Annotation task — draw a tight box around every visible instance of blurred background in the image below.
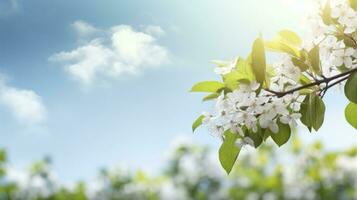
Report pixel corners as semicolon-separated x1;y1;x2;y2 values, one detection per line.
0;0;356;199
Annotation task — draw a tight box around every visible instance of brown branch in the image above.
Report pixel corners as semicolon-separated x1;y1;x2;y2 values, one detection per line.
321;75;350;98
265;67;357;97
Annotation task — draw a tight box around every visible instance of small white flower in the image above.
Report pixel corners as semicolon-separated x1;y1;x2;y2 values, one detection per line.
214;58;238;75
320;36;341;59
246;96;267;114
230;123;245;137
208;124;225;137
269;99;289;116
277;56;301;81
284;92;305;111
202;112;213;124
344;16;357;34
332;48;355;68
280;113;302;127
332;5;355;25
238;81;260;92
234;111;256;126
215;93;232;119
260;117;279;133
236;137;255;148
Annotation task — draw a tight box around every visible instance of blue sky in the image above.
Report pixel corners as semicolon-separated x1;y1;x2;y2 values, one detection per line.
0;0;356;182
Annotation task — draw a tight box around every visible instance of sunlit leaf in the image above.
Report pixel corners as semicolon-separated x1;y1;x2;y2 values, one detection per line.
277;30;302;47
292;57;309;71
265;41;300;57
202;93;220;101
191;81;225;93
192;115;204;133
321;0;334;25
210;60;230;67
223;58;254;90
308;46;322;75
251;37;266;84
219;131;240;174
349;0;357;10
299;74;312;85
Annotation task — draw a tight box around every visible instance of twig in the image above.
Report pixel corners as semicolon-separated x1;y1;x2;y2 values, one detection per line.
265;67;357;97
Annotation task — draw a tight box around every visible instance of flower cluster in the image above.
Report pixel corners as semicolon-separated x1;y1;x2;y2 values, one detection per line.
203;78;305;148
193;0;357;152
307;0;357;75
192;0;357;172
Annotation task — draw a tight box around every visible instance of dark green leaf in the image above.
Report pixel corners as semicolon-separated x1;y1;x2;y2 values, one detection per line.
301;93;326;131
247;129;263;148
191;81;225;93
251;37;266;84
192;115;204;132
345;102;357;129
345;72;357;104
270;121;291;147
219;131;240;174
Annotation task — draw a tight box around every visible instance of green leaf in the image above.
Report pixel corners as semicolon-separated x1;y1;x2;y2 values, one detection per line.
344;72;357;104
308;46;322;75
264;31;301;57
191;81;225;93
219;131;240;174
202;93;220;101
247;129;263;148
299;74;312;85
277;30;302;47
211;60;230;67
344;36;356;47
300;93;326;131
251;37;266;84
345;102;357;129
0;150;6;163
223;58;255;90
321;0;333;25
292;57;309;71
265;41;300;57
270;122;291;147
192;115;204;132
349;0;357;10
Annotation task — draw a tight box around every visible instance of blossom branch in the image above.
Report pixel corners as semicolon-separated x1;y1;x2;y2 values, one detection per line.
320;75;350;98
265;67;357;97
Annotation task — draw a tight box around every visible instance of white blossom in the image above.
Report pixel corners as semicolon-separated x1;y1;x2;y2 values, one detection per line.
214;58;237;75
236;137;255;148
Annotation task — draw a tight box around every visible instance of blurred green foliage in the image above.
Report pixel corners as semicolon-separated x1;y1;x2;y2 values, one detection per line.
1;138;357;199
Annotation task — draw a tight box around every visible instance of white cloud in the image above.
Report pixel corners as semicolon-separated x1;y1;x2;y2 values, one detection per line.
0;79;47;124
50;22;170;86
72;20;100;37
144;25;166;37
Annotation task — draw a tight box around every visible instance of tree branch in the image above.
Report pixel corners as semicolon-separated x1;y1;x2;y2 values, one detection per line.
265;67;357;97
